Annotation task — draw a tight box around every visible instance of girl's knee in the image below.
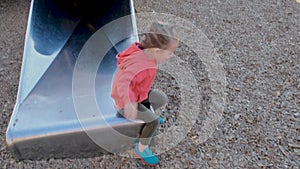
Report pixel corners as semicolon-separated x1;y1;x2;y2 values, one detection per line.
150;89;168;106
161;92;168;105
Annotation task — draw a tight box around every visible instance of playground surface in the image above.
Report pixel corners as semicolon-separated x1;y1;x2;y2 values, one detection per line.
0;0;299;168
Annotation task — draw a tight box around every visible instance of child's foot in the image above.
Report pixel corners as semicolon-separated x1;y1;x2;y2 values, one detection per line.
134;143;159;166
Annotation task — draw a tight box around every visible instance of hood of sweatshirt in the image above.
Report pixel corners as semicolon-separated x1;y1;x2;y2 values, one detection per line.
116;42;156;71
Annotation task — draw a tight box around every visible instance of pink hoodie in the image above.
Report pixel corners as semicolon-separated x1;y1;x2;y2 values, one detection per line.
111;43;157;109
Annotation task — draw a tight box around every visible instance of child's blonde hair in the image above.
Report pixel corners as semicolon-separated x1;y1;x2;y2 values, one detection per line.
141;21;178;50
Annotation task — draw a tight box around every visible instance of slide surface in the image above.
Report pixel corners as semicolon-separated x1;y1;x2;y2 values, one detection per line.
6;0;140;160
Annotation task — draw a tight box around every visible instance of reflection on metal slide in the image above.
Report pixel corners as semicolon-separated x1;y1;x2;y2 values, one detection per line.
6;0;141;160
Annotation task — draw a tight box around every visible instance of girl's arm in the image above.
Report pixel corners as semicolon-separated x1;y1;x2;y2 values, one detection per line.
117;69;138;120
117;70;136;105
117;65;150;120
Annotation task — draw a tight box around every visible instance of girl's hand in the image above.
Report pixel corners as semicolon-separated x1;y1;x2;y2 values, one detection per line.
124;102;138;120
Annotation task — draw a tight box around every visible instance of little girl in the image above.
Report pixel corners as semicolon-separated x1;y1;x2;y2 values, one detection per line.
111;21;179;166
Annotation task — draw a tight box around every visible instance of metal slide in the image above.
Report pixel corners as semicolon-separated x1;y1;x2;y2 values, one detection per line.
6;0;142;160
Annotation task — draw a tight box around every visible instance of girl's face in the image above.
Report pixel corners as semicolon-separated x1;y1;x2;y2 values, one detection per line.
154;40;179;63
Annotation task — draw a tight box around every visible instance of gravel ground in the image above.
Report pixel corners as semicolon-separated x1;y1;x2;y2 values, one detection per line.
1;0;300;168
